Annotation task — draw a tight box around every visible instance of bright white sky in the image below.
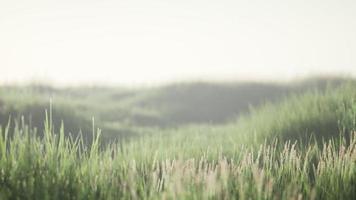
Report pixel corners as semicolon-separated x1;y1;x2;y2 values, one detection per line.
1;0;356;86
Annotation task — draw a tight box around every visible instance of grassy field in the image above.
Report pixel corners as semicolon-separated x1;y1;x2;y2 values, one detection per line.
0;78;355;199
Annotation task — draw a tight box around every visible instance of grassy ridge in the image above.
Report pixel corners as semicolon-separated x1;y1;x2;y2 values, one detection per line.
126;83;356;160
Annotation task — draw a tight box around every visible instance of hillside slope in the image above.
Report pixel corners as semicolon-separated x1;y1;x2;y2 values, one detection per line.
0;77;353;141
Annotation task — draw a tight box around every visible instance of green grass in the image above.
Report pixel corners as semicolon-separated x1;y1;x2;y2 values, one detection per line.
0;121;355;199
0;81;355;199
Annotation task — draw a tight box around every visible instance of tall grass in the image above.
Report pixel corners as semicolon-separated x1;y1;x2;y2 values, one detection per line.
0;117;355;199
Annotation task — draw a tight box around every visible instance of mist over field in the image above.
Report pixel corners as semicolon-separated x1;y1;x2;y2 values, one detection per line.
1;0;356;199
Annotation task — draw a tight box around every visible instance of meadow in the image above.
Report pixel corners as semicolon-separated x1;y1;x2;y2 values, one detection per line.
0;77;355;199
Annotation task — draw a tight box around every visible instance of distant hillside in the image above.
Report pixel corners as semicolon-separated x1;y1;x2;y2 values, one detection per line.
117;76;351;126
0;77;353;141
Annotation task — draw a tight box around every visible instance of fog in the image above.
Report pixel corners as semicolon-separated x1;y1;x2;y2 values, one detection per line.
1;0;356;86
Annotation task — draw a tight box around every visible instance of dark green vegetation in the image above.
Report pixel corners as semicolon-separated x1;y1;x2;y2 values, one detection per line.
0;77;355;199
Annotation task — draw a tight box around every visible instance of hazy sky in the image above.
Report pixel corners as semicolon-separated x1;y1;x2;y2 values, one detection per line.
1;0;356;86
